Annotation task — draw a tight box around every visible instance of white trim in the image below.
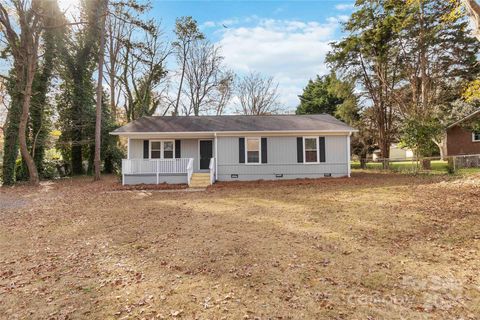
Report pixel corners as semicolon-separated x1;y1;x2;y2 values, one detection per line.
473;131;480;142
214;133;218;180
198;139;213;170
127;138;131;160
245;137;262;165
149;140;175;159
448;109;480;128
303;136;320;164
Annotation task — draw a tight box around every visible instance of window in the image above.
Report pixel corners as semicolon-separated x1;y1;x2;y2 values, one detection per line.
150;140;175;159
163;141;174;158
473;132;480;142
246;137;260;163
304;137;318;163
151;141;161;159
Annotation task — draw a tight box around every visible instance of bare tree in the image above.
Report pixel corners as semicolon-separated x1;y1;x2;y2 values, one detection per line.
236;72;280;115
172;16;204;116
104;6;128;119
119;25;169;121
213;70;234;115
94;0;108;181
182;40;228;116
104;1;154;120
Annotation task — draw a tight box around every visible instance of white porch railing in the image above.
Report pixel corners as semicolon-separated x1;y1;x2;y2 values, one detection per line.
122;158;192;175
209;157;215;185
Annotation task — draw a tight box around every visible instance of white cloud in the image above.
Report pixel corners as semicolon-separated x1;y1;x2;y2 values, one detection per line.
216;18;340;110
335;3;355;11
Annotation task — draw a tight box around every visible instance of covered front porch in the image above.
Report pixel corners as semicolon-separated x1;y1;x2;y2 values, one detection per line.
121;158;215;186
121;137;217;186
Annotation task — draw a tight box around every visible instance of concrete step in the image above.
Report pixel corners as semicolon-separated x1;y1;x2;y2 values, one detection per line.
189;173;212;188
190;183;211;188
188;183;210;188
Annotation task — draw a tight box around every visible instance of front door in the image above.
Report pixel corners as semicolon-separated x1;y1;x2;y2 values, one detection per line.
199;140;213;170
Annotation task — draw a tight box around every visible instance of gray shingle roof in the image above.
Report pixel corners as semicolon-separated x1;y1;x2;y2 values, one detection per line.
112;114;356;134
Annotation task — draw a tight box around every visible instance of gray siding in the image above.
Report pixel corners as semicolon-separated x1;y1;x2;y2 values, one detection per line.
216;135;348;181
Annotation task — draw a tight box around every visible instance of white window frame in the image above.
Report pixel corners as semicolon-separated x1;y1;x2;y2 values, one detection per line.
473;131;480;142
245;137;262;165
149;140;175;159
303;136;320;164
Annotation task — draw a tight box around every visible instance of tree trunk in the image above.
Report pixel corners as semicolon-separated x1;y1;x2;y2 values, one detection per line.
2;90;22;185
380;139;390;169
421;159;431;170
71;82;84;175
94;0;108;181
432;136;447;161
18;59;39;185
174;45;188;116
110;70;116;119
463;0;480;41
360;149;368;169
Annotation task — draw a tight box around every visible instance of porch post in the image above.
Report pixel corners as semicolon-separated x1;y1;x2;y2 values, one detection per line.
127;137;130;159
156;160;159;184
214;132;218;181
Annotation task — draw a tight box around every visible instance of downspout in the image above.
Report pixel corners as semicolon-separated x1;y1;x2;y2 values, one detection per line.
214;132;218;181
124;137;130;186
347;133;352;178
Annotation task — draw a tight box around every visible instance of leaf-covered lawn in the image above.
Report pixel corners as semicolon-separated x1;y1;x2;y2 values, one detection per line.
1;173;479;319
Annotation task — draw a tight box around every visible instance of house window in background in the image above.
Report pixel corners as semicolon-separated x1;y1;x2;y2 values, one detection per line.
246;137;260;163
473;131;480;142
304;137;318;163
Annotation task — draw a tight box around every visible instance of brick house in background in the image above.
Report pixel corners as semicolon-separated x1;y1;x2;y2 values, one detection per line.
446;109;480;156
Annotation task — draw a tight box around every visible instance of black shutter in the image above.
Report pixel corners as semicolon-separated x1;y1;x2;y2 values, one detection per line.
239;137;245;163
175;140;181;158
297;137;303;163
261;138;267;163
143;140;149;159
319;137;326;162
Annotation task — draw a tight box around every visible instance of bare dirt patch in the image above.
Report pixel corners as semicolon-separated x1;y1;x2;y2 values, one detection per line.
0;173;479;319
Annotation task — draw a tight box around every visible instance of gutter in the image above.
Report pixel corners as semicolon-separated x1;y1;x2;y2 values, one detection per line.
110;129;359;136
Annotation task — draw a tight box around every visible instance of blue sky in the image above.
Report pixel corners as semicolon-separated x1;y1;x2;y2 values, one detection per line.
149;0;355;111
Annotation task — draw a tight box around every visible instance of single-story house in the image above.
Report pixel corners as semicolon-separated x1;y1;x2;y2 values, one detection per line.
446;109;480;156
111;114;357;186
371;143;414;161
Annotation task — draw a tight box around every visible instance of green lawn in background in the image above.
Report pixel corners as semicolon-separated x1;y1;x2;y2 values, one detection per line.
351;160;480;175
